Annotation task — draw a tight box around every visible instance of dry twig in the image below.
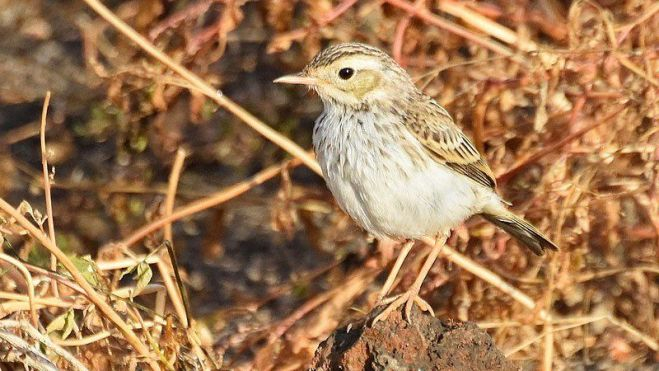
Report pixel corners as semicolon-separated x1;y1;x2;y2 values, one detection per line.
157;148;189;328
0;320;89;371
385;0;525;65
0;199;156;366
116;158;303;248
81;0;321;175
39;92;59;298
0;254;38;326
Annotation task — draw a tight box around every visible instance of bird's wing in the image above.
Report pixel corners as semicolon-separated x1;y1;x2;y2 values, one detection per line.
406;97;497;190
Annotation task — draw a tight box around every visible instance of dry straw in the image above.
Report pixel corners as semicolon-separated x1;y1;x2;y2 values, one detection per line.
0;0;655;369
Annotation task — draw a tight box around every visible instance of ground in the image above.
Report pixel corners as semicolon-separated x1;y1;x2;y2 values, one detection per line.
0;0;657;369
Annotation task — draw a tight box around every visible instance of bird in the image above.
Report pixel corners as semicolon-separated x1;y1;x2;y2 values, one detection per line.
274;43;557;324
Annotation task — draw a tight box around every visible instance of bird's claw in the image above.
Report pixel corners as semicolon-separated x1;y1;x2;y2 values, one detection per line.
372;291;434;325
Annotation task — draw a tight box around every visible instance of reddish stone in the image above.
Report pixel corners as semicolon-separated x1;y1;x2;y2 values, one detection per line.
311;308;519;370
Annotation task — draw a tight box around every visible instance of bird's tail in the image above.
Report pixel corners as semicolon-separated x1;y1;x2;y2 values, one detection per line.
481;208;558;256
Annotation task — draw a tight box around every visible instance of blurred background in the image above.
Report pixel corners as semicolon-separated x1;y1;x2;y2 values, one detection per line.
0;0;657;369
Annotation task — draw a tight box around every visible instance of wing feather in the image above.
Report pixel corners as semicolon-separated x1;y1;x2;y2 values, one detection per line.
406;97;497;190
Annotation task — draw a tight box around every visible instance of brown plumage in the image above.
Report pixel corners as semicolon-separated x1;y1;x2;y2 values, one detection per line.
408;95;497;190
275;43;557;323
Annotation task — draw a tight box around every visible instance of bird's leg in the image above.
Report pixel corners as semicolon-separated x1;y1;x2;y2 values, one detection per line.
372;233;448;324
376;239;415;303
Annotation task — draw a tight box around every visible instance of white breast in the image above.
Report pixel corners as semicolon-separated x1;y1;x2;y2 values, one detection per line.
313;106;495;239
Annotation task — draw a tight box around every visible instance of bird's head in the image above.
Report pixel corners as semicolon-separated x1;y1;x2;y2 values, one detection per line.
275;43;416;109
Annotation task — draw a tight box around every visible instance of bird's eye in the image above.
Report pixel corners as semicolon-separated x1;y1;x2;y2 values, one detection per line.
338;67;354;80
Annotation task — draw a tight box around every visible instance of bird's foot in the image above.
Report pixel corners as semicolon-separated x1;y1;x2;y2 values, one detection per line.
372;290;434;325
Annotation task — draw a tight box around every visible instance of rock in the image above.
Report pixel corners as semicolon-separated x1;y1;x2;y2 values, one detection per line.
310;307;518;370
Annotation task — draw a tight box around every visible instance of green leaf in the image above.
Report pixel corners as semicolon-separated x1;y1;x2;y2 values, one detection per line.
133;261;152;297
18;200;45;227
67;255;101;288
120;262;138;280
46;309;75;340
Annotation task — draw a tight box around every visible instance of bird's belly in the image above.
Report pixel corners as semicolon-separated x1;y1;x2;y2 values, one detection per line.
313;109;492;239
324;161;485;239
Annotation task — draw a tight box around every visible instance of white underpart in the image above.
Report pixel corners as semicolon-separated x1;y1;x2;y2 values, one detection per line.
313;104;501;239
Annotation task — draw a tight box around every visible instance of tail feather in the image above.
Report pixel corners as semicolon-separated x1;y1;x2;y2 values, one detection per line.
481;211;558;256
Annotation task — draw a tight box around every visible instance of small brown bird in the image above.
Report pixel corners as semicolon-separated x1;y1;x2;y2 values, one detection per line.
275;43;557;323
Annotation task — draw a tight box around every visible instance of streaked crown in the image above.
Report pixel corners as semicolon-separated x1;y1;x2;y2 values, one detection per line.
304;43;395;72
275;43;417;108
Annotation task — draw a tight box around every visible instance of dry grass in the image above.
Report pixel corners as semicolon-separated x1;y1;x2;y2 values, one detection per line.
0;0;657;369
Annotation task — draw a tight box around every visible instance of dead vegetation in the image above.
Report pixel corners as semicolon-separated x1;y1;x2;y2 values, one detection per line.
0;0;657;369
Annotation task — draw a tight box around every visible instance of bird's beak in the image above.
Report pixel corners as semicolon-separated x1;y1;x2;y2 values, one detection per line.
274;73;317;86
